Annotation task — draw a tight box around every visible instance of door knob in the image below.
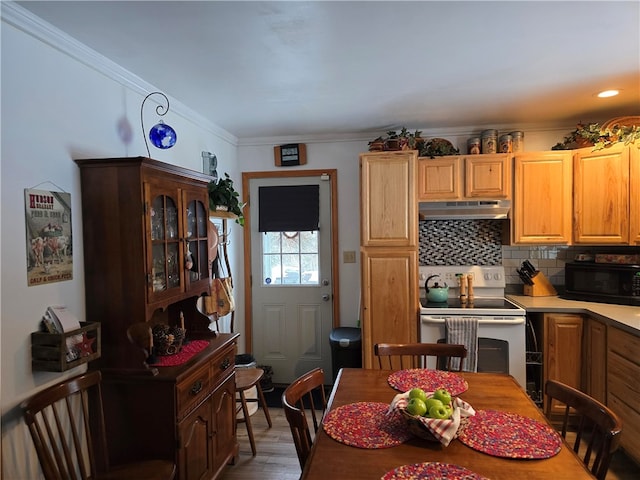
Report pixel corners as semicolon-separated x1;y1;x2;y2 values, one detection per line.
322;294;330;301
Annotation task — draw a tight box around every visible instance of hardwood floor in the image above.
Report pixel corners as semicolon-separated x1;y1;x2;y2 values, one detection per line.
219;408;302;480
219;407;640;479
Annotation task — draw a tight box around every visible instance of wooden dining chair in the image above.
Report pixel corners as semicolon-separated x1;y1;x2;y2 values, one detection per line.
21;370;176;480
374;342;467;371
282;367;328;470
545;379;623;480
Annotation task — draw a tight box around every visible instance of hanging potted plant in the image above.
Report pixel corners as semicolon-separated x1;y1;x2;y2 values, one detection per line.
207;173;245;226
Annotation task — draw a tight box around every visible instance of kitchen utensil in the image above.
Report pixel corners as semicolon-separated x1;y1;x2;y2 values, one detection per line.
523;260;537;275
425;275;449;303
516;268;534;285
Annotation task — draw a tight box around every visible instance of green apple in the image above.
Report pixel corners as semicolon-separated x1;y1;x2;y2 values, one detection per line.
444;405;453;417
406;397;427;417
424;397;444;413
429;404;451;419
432;388;452;406
408;388;428;403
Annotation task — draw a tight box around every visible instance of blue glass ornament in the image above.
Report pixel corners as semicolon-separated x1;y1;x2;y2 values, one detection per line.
149;121;177;149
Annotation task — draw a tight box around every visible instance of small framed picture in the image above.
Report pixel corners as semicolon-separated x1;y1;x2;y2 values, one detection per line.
202;151;218;180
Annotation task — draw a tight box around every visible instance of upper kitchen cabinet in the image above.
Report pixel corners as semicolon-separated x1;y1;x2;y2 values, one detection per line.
573;143;634;244
418;154;511;201
417;156;461;200
360;151;417;247
513;151;572;244
74;157;214;369
629;144;640;244
464;154;511;199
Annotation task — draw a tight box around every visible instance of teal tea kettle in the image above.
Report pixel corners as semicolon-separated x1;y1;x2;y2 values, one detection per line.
425;275;449;303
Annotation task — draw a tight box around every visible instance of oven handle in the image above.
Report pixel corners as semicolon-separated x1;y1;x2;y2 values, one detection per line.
421;316;526;325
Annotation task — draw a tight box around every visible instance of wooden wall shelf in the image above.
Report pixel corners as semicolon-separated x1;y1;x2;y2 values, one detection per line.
31;321;101;372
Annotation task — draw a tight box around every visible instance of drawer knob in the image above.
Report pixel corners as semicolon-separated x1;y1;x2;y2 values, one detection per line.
220;357;230;370
190;380;203;395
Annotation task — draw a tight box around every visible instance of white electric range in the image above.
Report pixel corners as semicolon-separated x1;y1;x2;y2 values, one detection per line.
419;265;526;388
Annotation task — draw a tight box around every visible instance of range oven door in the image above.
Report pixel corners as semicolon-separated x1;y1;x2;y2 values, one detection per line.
420;315;526;389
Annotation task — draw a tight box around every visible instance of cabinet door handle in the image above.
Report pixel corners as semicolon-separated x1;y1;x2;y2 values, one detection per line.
190;380;203;395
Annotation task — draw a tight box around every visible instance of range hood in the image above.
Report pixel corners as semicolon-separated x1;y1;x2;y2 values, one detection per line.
419;199;511;220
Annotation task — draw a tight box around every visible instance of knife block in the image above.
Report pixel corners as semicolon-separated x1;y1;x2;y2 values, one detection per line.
523;272;557;297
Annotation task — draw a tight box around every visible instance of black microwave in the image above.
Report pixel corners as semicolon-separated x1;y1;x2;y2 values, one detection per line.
564;262;640;306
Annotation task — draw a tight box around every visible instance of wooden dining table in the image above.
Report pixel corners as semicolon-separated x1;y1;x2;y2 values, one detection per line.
301;368;594;479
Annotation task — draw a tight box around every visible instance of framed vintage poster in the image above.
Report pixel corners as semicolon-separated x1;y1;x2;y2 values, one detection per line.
25;188;73;286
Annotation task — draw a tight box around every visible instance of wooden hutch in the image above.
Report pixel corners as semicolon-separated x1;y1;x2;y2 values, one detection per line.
74;157;238;480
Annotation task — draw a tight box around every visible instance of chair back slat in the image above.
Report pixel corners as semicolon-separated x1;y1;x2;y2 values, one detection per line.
374;343;467;371
545;379;622;480
282;367;327;471
22;370;176;480
23;371;103;480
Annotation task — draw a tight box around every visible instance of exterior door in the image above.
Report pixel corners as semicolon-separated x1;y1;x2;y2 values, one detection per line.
249;174;334;384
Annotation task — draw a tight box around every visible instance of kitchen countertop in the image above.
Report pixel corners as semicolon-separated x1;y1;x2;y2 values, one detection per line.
507;294;640;335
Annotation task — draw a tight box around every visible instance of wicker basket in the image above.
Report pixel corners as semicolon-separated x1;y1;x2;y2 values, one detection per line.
400;409;441;442
601;116;640;131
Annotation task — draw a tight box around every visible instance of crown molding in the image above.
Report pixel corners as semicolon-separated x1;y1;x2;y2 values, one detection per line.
2;2;238;146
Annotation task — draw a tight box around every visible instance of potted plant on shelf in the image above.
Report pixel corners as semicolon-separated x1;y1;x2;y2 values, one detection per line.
385;130;401;151
551;120;640;151
207;173;245;226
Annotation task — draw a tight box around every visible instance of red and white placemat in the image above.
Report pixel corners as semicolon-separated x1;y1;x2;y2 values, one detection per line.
322;402;412;449
387;369;469;396
382;462;489;480
458;409;562;459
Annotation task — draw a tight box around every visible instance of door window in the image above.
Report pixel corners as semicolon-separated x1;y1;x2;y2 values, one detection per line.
262;231;319;285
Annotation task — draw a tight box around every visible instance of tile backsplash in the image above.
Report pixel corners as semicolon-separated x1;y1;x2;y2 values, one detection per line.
419;219;640;292
418;220;503;265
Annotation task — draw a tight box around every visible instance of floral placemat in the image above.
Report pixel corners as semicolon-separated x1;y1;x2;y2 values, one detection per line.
458;409;562;459
382;462;489;479
322;402;412;448
148;340;209;367
387;369;469;396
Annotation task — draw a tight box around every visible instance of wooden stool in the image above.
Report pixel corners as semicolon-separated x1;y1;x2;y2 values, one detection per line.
235;367;272;456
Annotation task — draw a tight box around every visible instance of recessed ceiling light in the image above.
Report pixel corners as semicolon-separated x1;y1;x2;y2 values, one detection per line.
597;89;620;98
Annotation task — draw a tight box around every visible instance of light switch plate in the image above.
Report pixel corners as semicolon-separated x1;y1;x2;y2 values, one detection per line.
343;251;356;263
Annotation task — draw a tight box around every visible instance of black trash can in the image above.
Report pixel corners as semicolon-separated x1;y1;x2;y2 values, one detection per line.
329;327;362;382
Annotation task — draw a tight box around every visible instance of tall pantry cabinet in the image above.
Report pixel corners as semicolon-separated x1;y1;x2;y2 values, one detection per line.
360;151;419;369
74;157;238;480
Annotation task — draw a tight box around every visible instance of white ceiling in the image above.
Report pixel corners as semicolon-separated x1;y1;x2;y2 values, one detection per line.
15;1;640;140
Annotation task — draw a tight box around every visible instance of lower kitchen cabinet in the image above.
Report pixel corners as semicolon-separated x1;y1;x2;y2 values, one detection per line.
101;334;239;480
543;313;583;416
584;317;606;404
607;326;640;464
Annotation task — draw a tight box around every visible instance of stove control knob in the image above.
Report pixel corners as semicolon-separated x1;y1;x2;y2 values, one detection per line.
484;273;491;280
494;273;502;280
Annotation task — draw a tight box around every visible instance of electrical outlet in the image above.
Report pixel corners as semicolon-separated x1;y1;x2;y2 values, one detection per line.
343;251;356;263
